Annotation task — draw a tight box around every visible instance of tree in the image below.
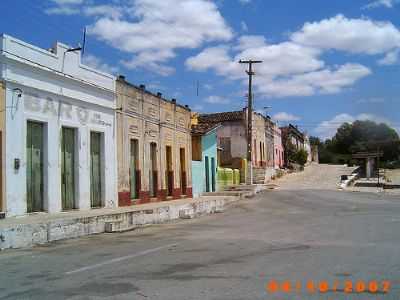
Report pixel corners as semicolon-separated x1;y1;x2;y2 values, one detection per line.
294;149;308;166
318;120;400;164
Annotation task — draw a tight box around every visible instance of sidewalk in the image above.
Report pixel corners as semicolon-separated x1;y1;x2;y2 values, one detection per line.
0;188;260;250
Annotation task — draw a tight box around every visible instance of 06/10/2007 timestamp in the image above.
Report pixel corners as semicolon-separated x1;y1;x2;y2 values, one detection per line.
266;280;391;294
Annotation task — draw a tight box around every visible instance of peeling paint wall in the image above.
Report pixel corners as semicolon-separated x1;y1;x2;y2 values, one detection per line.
116;79;192;205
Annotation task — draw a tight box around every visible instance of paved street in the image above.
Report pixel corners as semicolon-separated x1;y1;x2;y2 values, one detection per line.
1;167;400;299
274;163;357;190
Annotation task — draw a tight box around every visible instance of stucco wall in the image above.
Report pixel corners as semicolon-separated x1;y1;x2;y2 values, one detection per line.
217;122;246;164
192;130;218;197
0;81;4;212
251;113;267;167
273;125;284;169
116;79;192;204
0;35;117;217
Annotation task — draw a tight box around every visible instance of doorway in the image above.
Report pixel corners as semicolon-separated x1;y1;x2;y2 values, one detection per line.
149;142;157;198
205;156;210;193
27;121;44;213
130;139;139;200
90;132;102;208
180;148;186;195
61;127;75;210
166;146;173;197
211;157;216;192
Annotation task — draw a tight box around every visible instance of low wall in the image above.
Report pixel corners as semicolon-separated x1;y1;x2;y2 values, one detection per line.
217;167;240;191
0;196;237;250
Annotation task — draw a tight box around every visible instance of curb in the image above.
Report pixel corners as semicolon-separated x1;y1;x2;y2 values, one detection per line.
0;196;238;250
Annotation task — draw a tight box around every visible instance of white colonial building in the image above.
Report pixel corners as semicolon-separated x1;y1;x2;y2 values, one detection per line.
0;34;117;217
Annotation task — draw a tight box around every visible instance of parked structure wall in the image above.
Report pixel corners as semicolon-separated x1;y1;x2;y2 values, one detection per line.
216;121;246;167
281;124;305;166
304;135;313;164
265;117;275;168
192;129;218;197
0;35;117;217
273;125;284;169
0;81;4;214
248;111;267;168
116;77;192;205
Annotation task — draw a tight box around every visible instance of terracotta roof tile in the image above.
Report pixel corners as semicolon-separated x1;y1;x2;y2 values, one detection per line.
198;111;244;123
191;123;219;135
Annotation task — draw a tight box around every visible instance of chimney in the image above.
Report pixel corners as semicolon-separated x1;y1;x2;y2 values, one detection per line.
171;98;176;104
157;92;162;98
185;105;189;109
118;75;125;81
139;84;146;90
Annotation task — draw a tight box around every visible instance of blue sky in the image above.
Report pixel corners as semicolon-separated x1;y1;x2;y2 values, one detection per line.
1;0;399;139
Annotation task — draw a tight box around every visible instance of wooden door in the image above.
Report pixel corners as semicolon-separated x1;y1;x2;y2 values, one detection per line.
211;157;216;192
61;127;75;210
180;148;186;195
27;122;44;213
149;143;157;197
90;132;102;208
166;146;173;196
205;156;210;193
130;139;138;199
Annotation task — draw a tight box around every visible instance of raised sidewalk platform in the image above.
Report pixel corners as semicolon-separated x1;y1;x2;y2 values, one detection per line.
0;190;257;250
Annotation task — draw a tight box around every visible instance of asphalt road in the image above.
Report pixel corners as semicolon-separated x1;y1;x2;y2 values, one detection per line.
1;189;400;300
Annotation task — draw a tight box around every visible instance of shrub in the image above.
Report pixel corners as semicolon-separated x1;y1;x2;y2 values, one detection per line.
294;149;308;166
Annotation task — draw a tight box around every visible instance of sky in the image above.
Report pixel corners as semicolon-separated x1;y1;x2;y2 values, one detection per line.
0;0;399;140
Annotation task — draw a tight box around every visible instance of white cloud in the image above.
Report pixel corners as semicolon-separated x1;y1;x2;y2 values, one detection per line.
315;113;355;140
363;0;398;9
186;15;400;98
186;46;242;79
241;21;248;32
278;63;371;96
186;37;370;98
378;49;400;65
46;0;84;15
204;95;231;104
315;113;393;139
291;15;400;55
234;35;267;51
45;0;233;73
45;6;80;15
82;54;119;74
86;0;233;74
273;112;301;122
83;5;123;19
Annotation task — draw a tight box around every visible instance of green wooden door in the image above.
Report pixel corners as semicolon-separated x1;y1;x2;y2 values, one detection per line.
90;132;102;208
130;139;138;199
61;127;75;210
211;157;216;192
149;143;157;198
205;156;210;193
27;122;44;213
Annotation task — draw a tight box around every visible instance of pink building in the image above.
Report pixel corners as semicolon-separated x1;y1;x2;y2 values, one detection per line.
273;125;284;169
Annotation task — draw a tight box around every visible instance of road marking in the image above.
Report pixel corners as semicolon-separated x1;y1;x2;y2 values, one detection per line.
65;243;178;275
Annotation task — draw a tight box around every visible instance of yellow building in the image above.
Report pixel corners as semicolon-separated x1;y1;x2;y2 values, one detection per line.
116;76;192;205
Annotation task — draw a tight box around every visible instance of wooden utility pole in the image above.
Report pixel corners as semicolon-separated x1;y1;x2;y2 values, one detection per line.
239;59;263;185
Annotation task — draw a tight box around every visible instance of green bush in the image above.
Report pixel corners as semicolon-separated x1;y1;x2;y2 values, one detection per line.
294;149;308;166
